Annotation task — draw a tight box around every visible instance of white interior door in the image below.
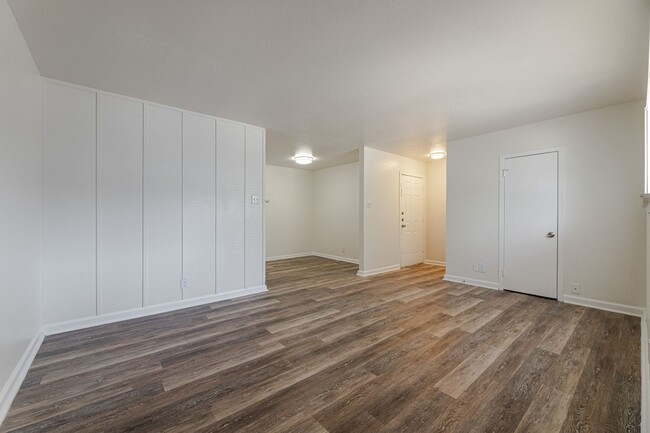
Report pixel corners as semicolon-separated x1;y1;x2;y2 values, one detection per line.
400;174;424;267
503;151;558;299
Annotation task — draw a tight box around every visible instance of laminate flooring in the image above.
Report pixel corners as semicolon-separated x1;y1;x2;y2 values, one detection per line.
1;257;641;432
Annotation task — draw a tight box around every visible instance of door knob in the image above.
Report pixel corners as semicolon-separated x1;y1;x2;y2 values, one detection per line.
402;224;407;228
546;232;556;238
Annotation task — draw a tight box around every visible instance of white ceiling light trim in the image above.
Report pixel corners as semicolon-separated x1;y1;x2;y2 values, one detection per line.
293;154;315;165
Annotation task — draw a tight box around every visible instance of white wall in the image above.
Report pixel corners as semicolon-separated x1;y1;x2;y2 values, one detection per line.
426;159;446;265
359;147;427;275
43;80;266;326
0;0;42;418
313;162;359;262
266;162;360;263
265;165;314;259
447;100;646;307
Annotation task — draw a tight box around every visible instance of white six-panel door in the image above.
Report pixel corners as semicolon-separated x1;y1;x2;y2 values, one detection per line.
400;174;424;267
502;151;558;299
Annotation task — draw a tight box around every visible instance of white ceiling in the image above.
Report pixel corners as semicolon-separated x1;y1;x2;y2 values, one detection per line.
9;0;649;170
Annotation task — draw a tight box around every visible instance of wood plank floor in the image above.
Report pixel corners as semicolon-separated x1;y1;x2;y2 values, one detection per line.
1;257;641;432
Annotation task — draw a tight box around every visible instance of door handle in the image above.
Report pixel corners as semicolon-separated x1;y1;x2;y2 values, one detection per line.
402;224;407;228
546;232;556;238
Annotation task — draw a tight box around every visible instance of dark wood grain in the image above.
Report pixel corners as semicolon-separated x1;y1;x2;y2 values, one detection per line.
0;257;641;432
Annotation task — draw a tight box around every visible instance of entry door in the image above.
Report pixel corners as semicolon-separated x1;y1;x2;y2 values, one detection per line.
400;174;424;267
503;151;558;298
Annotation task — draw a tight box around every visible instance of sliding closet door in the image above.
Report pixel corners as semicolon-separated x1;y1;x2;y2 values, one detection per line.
144;105;183;306
216;120;246;293
97;95;143;314
183;112;217;299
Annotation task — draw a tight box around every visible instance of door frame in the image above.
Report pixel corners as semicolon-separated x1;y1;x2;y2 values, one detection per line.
399;172;425;268
498;147;565;301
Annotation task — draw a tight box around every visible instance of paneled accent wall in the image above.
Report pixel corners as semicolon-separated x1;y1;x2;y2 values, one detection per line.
44;80;266;325
182;112;217;300
45;83;98;323
216;120;246;293
97;94;144;314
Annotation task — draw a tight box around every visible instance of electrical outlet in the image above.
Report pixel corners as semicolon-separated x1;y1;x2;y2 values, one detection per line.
472;263;478;272
342;247;346;253
478;263;486;273
181;279;189;291
251;195;259;204
570;282;581;295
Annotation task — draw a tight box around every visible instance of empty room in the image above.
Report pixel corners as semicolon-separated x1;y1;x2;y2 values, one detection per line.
1;1;649;432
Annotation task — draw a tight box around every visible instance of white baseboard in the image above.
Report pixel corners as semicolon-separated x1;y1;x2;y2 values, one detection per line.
266;253;312;261
424;259;446;266
642;315;649;433
563;295;645;317
0;332;44;426
443;274;499;290
311;252;359;265
357;264;400;277
267;252;359;265
43;285;268;335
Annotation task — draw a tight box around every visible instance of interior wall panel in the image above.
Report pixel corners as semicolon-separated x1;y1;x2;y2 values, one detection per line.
182;112;217;298
43;80;266;326
245;126;265;288
144;105;183;306
97;94;144;314
216;120;246;292
45;83;97;323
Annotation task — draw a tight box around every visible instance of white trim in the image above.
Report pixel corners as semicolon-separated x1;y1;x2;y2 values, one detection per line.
424;259;446;266
266;253;313;261
266;252;359;265
96;93;102;314
0;333;44;425
357;264;400;277
498;147;565;301
261;133;267;285
643;105;650;194
563;295;645;317
43;285;267;335
311;252;359;265
443;274;499;290
642;314;649;433
40;79;48;329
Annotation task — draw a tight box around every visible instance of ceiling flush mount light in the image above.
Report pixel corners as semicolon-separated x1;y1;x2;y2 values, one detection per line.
293;154;314;165
429;150;446;160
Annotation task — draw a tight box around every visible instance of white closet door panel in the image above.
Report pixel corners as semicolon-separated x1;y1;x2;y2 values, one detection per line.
245;125;265;288
144;105;183;306
45;83;97;323
98;95;143;314
183;113;216;298
216;120;245;292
